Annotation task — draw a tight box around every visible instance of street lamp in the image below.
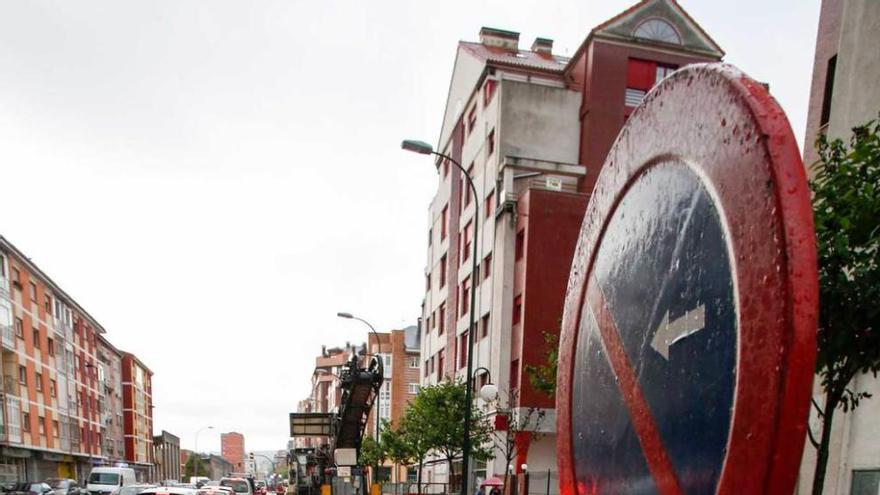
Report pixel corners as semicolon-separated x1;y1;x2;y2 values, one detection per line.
337;312;384;487
194;426;214;479
402;138;480;495
473;367;498;402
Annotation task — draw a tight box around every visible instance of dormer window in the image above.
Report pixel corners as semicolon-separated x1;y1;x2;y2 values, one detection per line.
633;19;681;44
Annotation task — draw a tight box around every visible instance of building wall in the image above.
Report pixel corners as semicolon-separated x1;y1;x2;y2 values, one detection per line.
797;2;880;494
221;432;245;473
121;353;153;479
153;430;181;482
97;336;125;464
0;238;110;482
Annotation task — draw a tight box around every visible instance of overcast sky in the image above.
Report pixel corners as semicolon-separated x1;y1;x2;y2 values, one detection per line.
0;0;820;452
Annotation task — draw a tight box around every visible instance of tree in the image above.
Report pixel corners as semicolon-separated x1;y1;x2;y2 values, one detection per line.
489;389;546;493
380;420;416;485
808;117;880;495
183;454;210;479
398;408;433;494
359;436;386;481
407;379;493;492
524;331;559;396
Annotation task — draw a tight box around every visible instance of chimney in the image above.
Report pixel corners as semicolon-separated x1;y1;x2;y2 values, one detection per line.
321;345;327;357
531;37;553;55
479;27;520;51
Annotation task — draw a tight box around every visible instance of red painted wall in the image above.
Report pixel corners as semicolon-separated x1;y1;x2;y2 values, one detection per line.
444;120;464;378
517;189;589;409
578;40;719;197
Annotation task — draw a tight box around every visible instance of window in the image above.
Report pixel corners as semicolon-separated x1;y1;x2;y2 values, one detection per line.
481;314;490;339
458;330;469;369
437;349;445;377
487;129;495;156
632;19;681;44
14;318;23;338
443;159;450;178
460;278;470;316
33;328;40;349
409;357;419;368
35;372;42;392
467;106;477;135
655;64;676;84
462;221;472;263
482;253;492;282
408;383;420;394
485;190;495;219
47;338;54;356
50;379;56;398
0;254;5;278
44;295;52;314
510;359;520;390
22;412;31;432
464;165;474;206
424;360;430;377
515;230;525;260
820;54;837;127
513;295;523;325
440;256;447;287
53;420;59;437
483;79;497;107
441;206;449;240
428;227;432;246
625;88;646;107
851;470;880;495
439;303;446;335
38;416;46;436
425;273;431;292
18;365;26;384
12;267;21;287
625;59;677;109
29;282;37;301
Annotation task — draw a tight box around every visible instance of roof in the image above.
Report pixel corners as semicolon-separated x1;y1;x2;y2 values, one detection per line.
0;235;107;334
460;41;570;74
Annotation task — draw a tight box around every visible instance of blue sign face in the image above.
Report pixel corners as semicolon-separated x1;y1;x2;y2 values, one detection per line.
571;162;737;494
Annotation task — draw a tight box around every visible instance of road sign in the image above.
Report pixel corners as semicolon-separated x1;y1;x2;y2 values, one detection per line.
337;466;351;477
290;413;333;437
556;64;818;495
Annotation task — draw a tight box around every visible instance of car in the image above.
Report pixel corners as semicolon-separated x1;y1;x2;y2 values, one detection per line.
45;479;86;495
87;468;137;495
4;483;55;495
196;487;232;495
138;488;195;495
112;485;156;495
218;479;251;495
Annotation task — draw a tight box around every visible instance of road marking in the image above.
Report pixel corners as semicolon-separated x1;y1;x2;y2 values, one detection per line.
651;304;706;360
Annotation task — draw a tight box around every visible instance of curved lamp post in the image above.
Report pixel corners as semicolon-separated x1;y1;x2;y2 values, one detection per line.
402;139;480;495
194;426;214;478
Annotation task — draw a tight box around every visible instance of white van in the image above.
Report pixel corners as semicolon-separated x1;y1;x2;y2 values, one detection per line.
87;467;137;495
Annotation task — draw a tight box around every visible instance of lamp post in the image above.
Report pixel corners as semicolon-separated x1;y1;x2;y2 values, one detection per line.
194;426;214;479
337;312;384;488
402;139;479;495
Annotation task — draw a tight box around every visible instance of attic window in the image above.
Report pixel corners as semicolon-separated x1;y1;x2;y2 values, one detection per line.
633;19;681;44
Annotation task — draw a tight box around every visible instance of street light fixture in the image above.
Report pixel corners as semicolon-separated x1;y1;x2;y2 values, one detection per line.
194;426;214;478
402;138;480;495
337;312;385;488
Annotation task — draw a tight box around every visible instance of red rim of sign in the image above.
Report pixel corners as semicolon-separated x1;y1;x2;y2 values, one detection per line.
556;63;818;495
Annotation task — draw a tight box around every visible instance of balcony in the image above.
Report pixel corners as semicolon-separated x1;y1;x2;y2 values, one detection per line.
3;376;20;397
0;325;14;351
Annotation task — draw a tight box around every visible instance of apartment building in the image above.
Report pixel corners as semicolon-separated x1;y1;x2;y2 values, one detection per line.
0;236;118;481
796;2;880;494
295;343;364;450
221;432;245;473
417;0;722;488
364;327;421;483
121;352;153;480
96;335;125;465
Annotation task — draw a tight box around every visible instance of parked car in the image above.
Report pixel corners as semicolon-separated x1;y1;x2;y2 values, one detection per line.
4;483;55;495
138;488;195;495
113;485;156;495
196;486;232;495
45;479;86;495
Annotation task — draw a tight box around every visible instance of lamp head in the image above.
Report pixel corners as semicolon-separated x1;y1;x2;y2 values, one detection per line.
337;312;353;319
401;140;434;155
478;383;498;401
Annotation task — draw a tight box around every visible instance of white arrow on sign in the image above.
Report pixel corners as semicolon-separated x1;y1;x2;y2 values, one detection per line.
651;304;706;360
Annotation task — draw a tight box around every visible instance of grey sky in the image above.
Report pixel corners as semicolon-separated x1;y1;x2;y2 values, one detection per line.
0;0;819;452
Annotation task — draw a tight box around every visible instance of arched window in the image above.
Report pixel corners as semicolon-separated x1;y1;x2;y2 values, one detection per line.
633;19;681;44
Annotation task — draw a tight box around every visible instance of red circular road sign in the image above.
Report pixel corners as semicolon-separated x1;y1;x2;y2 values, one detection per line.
556;64;817;495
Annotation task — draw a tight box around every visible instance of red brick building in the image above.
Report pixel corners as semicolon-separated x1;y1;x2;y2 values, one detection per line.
417;0;723;488
121;352;153;479
221;432;245;473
